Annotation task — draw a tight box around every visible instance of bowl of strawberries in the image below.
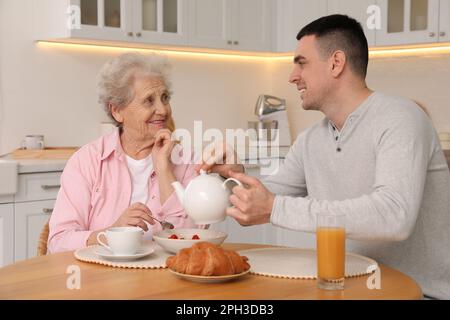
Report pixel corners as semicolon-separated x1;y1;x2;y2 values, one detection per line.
153;228;228;253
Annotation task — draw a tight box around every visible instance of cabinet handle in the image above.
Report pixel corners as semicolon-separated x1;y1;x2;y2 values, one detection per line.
136;32;142;37
429;32;436;37
227;40;232;45
41;184;61;190
233;41;239;45
127;32;134;37
43;208;53;214
440;31;446;37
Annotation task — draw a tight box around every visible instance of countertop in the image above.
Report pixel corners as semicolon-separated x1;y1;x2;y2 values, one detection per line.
0;147;445;174
0;154;67;174
0;144;292;174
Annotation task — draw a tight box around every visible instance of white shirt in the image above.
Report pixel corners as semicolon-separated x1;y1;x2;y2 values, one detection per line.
126;154;153;204
125;154;154;239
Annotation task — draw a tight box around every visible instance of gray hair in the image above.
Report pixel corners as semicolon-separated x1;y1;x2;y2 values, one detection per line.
97;52;172;125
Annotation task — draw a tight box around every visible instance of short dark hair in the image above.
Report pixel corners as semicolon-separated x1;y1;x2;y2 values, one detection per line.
296;14;369;78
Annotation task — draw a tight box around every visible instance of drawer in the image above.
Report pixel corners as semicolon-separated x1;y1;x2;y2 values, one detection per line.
14;172;62;202
0;194;14;204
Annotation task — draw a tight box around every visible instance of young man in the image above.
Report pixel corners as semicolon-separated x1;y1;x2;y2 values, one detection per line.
200;14;450;299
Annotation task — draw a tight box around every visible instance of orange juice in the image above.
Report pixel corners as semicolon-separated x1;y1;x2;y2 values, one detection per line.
317;227;346;280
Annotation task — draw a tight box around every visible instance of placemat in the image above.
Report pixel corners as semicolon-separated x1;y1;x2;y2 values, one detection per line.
238;248;378;279
74;242;172;269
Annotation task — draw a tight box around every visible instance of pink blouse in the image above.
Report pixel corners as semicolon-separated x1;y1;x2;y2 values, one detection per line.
48;129;198;253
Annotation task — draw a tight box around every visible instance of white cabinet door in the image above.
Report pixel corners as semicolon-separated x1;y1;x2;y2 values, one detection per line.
222;219;278;245
14;200;54;262
133;0;189;45
208;165;272;244
276;0;328;52
69;0;133;41
0;204;14;267
327;0;377;46
276;228;316;249
188;0;273;51
209;162;281;245
439;0;450;42
231;0;273;51
376;0;439;46
188;0;232;49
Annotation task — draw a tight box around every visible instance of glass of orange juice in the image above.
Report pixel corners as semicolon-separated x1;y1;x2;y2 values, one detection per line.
316;212;346;290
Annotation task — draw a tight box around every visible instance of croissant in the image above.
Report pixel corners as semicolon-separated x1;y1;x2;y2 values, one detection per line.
166;242;250;276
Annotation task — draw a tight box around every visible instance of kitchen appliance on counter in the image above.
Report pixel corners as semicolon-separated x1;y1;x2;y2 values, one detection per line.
248;95;291;147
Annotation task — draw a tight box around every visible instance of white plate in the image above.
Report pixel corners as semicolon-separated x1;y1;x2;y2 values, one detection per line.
153;228;227;254
168;269;250;283
95;245;154;261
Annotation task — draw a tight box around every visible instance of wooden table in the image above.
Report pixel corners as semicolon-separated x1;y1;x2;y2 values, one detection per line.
0;243;422;300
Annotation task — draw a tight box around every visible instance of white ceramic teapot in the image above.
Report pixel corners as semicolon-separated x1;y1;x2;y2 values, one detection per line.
171;170;243;224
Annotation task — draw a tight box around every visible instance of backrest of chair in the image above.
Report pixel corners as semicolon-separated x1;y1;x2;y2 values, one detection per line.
37;221;50;256
444;150;450;169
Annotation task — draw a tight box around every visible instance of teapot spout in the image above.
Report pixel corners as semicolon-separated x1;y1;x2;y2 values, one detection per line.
171;181;185;206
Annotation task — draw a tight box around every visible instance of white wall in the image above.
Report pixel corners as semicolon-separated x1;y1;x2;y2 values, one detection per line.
1;0;450;155
270;54;450;140
0;0;271;155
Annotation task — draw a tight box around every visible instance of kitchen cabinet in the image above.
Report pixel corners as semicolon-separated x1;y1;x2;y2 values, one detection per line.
14;200;54;261
210;163;279;245
276;227;316;249
439;0;450;41
33;0;131;42
0;203;14;267
32;0;450;54
188;0;273;51
187;0;228;49
327;0;377;46
33;0;188;45
230;0;273;51
275;0;328;52
245;162;316;249
35;0;272;52
376;0;440;46
132;0;189;45
12;171;61;262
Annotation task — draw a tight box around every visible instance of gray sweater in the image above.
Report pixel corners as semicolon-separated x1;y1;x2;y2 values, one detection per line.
265;92;450;299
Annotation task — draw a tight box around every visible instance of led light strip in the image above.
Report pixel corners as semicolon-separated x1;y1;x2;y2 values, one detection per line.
36;40;450;60
36;41;271;62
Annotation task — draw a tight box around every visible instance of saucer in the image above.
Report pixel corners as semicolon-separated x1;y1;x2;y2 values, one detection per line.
94;245;154;261
168;269;250;283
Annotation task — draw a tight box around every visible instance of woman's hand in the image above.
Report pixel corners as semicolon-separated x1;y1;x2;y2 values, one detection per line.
195;140;244;178
112;202;156;231
87;203;156;246
152;128;176;173
152;129;177;204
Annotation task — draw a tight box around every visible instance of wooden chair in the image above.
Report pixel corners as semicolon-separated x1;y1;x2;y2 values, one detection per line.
37;221;50;256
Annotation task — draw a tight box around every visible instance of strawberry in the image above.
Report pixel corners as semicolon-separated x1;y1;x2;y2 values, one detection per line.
169;234;178;239
192;234;200;240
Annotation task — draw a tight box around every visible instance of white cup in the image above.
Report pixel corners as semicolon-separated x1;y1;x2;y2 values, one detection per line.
97;227;143;255
21;135;44;150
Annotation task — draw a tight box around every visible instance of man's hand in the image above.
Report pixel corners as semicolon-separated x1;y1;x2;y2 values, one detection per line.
226;171;275;226
195;140;244;177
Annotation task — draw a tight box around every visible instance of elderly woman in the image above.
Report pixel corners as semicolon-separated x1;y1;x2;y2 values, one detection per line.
48;52;198;253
